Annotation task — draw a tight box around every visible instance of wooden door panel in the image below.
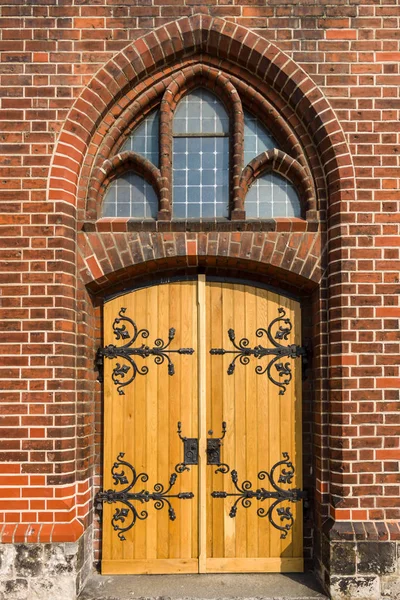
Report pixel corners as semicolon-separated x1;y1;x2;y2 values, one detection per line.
100;278;304;575
102;282;199;574
205;282;303;572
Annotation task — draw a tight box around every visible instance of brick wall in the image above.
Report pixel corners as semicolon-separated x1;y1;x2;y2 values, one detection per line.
1;1;399;597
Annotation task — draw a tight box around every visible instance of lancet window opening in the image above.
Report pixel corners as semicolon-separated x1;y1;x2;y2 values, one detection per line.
99;71;311;222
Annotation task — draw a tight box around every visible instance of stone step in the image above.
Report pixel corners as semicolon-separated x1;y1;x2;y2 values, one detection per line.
79;573;328;600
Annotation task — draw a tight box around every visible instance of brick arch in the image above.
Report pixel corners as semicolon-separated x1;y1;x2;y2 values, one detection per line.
49;14;354;223
86;63;319;222
77;229;323;296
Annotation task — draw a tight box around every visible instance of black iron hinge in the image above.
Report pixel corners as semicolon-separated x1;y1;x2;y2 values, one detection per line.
95;308;194;394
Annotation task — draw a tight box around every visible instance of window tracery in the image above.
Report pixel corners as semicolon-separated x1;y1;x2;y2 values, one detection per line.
100;71;311;223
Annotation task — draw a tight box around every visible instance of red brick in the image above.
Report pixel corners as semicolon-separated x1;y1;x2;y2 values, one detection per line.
0;7;398;577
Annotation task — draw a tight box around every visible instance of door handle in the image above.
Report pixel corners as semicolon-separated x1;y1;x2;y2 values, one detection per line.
175;421;230;473
175;422;199;472
207;422;230;474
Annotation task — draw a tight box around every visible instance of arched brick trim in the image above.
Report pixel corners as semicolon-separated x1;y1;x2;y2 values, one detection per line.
228;75;316;190
82;62;321;224
89;73;175;167
239;149;314;218
49;15;355;220
95;96;162;176
77;230;324;296
159;65;244;219
89;152;162;219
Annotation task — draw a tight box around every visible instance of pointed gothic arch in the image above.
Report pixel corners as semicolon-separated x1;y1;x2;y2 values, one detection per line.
49;14;355;225
45;15;359;584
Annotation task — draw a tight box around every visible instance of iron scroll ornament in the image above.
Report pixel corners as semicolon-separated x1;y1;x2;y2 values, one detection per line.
96;307;195;395
211;452;307;539
209;307;306;395
95;453;194;541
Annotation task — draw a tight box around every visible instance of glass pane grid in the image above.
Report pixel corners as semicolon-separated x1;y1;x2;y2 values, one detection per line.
174;89;229;135
173;137;229;219
102;172;158;219
121;110;159;166
244;110;277;166
246;173;301;219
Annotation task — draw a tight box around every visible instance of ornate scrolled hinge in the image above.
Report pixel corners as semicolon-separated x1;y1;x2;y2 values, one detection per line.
211;452;307;539
96;308;195;395
95;453;194;541
210;307;306;395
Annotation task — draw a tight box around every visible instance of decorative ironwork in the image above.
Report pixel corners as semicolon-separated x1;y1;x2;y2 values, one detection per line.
95;453;194;541
211;452;306;538
207;422;230;474
209;307;306;395
97;307;195;395
175;421;199;473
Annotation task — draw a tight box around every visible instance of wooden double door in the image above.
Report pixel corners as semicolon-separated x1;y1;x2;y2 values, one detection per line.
99;277;304;574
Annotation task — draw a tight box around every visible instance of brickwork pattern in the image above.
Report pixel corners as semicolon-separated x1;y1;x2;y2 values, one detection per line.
0;3;399;597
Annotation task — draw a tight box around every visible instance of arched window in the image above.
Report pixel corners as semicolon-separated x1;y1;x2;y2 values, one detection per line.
102;173;158;219
245;173;301;218
173;89;229;219
99;79;308;222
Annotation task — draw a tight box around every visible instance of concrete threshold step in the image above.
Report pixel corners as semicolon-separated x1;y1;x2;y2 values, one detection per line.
79;573;328;600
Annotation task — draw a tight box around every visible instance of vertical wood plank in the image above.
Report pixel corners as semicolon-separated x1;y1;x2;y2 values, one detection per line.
157;283;169;559
279;292;292;558
198;275;207;573
210;282;225;559
293;299;303;560
233;285;247;559
168;283;181;560
179;282;192;559
267;291;281;559
205;282;213;560
221;283;235;559
245;286;258;558
256;287;270;561
102;300;117;566
146;286;158;559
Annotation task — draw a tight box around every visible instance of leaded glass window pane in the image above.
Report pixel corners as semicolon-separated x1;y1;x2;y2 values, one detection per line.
246;173;301;219
173;89;229;135
121;110;159;166
173;137;229;219
102;172;158;219
244;110;276;165
173;88;229;218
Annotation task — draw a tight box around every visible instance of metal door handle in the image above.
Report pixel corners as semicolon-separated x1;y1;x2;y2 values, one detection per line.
207;422;230;474
175;422;199;472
